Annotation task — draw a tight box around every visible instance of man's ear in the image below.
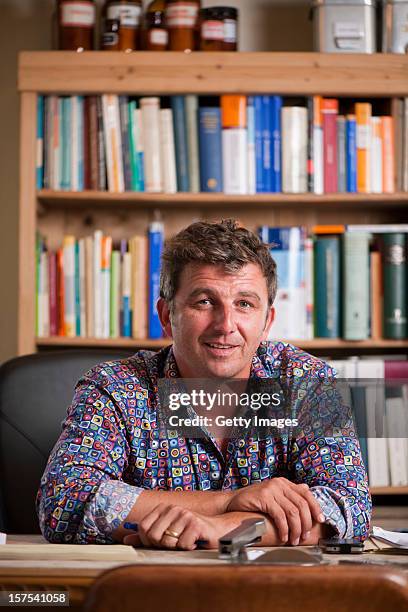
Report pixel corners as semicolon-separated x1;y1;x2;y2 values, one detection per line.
262;306;275;341
157;297;173;338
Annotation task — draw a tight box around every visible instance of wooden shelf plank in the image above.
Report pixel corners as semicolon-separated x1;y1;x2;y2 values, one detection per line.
19;51;408;96
371;486;408;495
37;189;408;209
36;337;408;350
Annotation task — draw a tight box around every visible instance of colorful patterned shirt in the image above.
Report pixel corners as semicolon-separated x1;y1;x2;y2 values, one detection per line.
37;341;372;544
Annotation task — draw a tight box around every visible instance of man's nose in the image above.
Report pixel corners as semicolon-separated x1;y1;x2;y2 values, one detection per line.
212;304;237;334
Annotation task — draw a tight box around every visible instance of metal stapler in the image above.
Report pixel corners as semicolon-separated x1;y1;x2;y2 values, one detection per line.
218;518;266;561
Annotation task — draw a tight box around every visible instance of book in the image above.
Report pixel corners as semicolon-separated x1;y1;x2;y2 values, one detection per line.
270;96;283;193
36;95;44;189
355;102;372;194
102;94;124;193
148;222;164;339
62;236;76;338
321;98;338;194
337;115;346;193
382;233;407;339
130;235;148;339
93;230;103;338
221;95;248;194
314;234;341;338
101;235;112;338
370;250;383;340
185;95;200;193
346;114;357;193
159;108;177;194
121;250;132;338
247;96;256;195
342;231;371;340
198;107;223;192
261;95;272;192
282;106;308;194
128;99;140;191
140;97;162;193
171;96;190;192
254;96;264;192
110;250;120;338
381;116;395;194
88;96;100;191
370;116;383;194
119;95;132;191
312;96;324;195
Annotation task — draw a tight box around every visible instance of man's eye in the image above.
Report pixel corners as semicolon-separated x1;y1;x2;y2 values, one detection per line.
196;299;211;305
238;300;253;308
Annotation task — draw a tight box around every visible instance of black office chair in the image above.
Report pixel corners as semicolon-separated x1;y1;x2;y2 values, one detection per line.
0;349;135;534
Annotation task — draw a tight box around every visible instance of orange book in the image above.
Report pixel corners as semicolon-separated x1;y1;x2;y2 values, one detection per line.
312;225;345;235
221;95;247;128
130;235;148;339
381;116;395;194
370;250;383;339
355;102;372;193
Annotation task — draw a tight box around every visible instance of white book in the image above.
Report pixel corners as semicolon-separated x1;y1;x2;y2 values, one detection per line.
102;94;124;193
386;394;408;486
282;107;308;193
346;224;408;233
159;109;177;194
185;95;200;193
78;238;86;337
63;236;76;338
93;230;103;338
140;97;162;193
371;117;383;194
222;129;248;194
357;359;390;487
85;236;94;337
313;104;324;195
247;101;256;195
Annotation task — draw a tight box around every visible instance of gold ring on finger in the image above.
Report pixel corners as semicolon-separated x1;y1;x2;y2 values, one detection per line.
164;528;180;539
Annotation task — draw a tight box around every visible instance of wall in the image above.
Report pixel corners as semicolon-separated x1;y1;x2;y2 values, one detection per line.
0;0;312;363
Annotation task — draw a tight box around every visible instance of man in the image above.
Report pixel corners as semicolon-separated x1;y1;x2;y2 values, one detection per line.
37;219;371;549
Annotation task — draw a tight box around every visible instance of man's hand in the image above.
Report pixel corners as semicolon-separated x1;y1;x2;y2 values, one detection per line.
122;504;225;550
227;478;325;546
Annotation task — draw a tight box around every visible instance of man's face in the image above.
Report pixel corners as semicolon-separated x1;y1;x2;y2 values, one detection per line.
158;262;275;379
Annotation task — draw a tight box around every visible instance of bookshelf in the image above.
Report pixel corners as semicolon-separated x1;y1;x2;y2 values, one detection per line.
16;51;408;498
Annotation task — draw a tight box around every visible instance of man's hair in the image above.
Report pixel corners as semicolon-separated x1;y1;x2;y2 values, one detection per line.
160;219;277;309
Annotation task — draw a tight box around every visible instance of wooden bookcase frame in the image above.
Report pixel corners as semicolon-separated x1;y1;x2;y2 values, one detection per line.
17;51;408;497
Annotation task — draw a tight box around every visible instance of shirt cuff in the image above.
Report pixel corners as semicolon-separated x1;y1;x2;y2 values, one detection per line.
311;486;353;538
76;480;144;544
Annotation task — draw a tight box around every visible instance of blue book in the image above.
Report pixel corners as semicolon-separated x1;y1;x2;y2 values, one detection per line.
270;95;282;192
171;96;190;192
148;222;164;339
77;96;85;191
346;115;357;193
254;96;264;192
122;295;131;337
262;96;272;192
314;236;341;338
198;107;223;192
247;96;256;193
74;240;81;336
36;95;44;189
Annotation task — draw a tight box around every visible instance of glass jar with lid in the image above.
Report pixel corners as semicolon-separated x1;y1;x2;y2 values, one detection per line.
56;0;96;51
103;0;143;51
144;0;168;50
200;6;238;51
165;0;201;51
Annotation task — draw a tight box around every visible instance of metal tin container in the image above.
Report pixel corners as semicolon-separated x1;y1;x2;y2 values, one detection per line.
312;0;377;53
382;0;408;53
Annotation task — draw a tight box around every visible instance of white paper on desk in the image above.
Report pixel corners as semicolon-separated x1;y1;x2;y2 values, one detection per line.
372;527;408;548
246;549;266;561
0;533;6;545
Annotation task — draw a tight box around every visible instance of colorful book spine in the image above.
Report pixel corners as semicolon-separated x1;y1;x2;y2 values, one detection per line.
148;222;164;339
342;231;371;340
261;95;272;192
93;230;103;338
102;94;125;193
49;251;58;336
119;95;132;191
270;95;282;192
62;235;76;337
171;96;190;192
96;97;107;191
110;250;121;338
337;115;346;193
322;98;338;194
128;99;140;191
60;97;72;191
185;95;200;193
254;96;264;192
101;236;112;338
312;96;324;195
74;239;81;336
36;95;44;189
346;114;357;193
221;95;248;194
381;116;395;194
121;250;132;337
198;107;223;192
140;97;162;193
247;96;256;195
314;235;341;338
356;102;372;194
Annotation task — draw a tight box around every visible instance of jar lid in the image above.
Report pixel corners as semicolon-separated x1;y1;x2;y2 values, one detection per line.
201;6;238;20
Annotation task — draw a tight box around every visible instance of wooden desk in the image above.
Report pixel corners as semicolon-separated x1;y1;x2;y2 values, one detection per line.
1;535;407;611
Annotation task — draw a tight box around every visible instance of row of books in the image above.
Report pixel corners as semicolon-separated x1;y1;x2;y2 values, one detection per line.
263;223;407;341
36;94;408;196
329;356;408;488
36;223;407;342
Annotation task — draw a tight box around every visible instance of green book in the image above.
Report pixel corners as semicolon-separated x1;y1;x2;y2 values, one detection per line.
382;233;407;339
314;235;341;338
110;250;120;338
185;95;200;193
342;232;371;340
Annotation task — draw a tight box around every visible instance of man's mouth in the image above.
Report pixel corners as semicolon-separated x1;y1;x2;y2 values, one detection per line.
203;342;240;355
